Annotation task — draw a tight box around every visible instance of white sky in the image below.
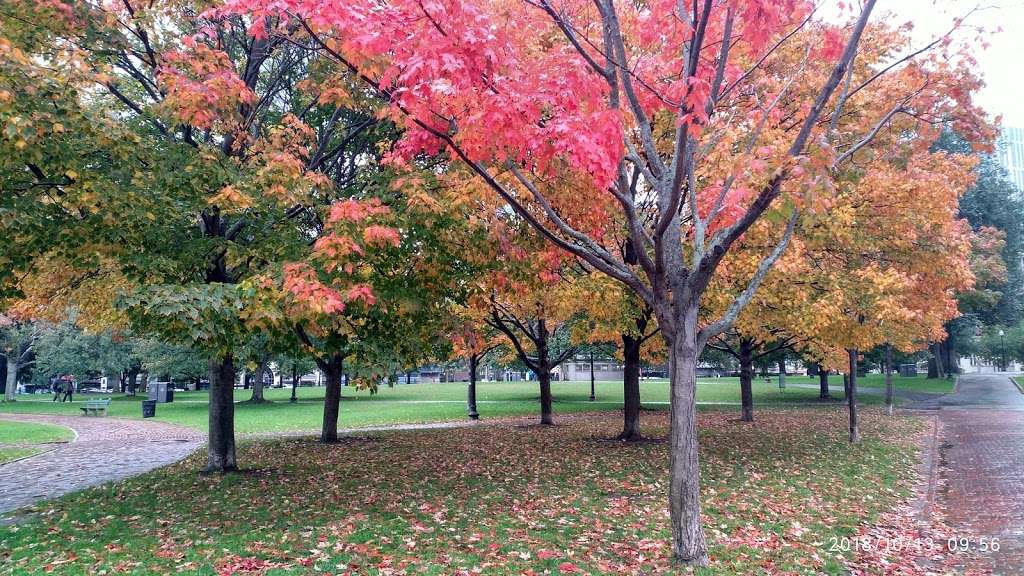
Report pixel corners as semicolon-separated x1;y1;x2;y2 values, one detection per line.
876;0;1024;128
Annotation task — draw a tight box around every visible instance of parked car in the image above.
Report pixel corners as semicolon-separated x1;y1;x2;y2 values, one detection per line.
78;380;104;393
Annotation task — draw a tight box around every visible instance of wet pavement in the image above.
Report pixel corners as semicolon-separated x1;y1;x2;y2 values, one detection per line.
912;374;1024;574
0;413;202;516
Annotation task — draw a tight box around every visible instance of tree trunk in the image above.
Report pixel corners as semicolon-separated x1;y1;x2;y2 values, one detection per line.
818;368;831;399
885;344;895;416
0;357;6;396
290;365;298;403
620;333;642;440
843;373;850;399
927;342;946;379
536;321;554;425
935;342;946;378
777;358;786;388
943;336;956;375
4;356;17;402
127;369;140;396
847;349;860;443
589;349;596;400
738;339;754;422
249;359;268;403
667;304;709;565
204;354;238;473
467;354;479;420
321;355;344;443
538;366;554;425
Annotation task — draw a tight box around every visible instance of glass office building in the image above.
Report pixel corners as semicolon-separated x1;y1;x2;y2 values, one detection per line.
997;126;1024;192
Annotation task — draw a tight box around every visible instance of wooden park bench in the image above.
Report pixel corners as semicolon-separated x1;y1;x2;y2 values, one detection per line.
80;398;111;416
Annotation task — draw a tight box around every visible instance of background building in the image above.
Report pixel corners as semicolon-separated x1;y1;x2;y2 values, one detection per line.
996;126;1024;191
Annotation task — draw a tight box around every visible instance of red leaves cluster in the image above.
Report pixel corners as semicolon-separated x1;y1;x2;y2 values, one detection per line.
282;263;347;315
283;198;397;318
158;39;255;130
328;198;390;224
362;225;401;248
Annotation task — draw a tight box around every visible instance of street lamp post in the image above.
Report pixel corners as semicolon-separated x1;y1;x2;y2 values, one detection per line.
999;329;1006;372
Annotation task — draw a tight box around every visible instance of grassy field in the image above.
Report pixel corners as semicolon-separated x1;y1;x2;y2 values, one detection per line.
0;447;42;463
0;374;948;434
0;409;931;574
0;420;74;463
0;419;75;445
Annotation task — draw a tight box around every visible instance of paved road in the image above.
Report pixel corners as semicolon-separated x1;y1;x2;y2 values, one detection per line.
913;374;1024;573
910;373;1024;411
0;414;202;516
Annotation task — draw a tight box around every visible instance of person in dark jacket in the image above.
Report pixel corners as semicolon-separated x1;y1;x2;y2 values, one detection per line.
61;380;73;403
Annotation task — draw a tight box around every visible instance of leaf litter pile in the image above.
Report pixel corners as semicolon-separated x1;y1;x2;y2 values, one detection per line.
1;408;955;574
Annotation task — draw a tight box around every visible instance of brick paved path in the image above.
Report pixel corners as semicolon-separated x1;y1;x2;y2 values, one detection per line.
0;414;202;516
911;374;1024;573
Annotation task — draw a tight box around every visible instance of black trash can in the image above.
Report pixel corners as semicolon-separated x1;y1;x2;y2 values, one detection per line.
141;399;157;418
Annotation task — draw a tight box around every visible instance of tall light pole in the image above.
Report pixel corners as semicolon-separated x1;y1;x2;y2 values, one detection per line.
999;329;1006;372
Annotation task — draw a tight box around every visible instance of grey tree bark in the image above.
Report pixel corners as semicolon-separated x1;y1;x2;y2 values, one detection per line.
204;354;238;473
4;356;16;402
249;358;269;403
667;305;709;565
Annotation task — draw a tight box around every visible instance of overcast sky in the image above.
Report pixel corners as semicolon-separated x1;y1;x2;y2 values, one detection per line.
874;0;1024;128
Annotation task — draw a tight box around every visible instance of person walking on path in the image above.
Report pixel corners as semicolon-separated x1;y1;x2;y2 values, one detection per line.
52;380;61;402
61;380;73;403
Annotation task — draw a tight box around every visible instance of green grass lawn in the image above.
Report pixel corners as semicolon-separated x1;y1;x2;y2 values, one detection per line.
0;447;42;463
849;373;956;394
0;409;930;574
0;420;74;445
0;374;946;434
0;420;73;464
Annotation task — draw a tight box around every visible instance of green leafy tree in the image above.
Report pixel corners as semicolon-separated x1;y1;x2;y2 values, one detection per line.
0;2;400;471
134;339;208;392
0;315;38;400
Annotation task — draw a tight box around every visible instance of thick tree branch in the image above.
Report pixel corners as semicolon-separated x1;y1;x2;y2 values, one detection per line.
696;209;799;351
